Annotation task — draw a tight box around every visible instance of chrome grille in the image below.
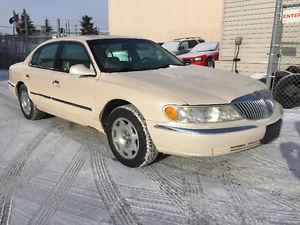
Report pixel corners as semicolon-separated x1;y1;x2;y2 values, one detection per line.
232;93;270;120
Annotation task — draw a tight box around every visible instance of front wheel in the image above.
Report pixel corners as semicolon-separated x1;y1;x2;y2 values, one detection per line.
18;84;45;120
205;58;215;68
106;104;158;167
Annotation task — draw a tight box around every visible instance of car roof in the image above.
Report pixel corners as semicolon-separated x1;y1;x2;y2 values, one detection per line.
43;35;145;44
173;37;202;41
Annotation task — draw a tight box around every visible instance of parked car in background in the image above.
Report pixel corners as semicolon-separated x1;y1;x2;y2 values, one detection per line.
162;37;205;56
178;42;219;68
9;36;283;168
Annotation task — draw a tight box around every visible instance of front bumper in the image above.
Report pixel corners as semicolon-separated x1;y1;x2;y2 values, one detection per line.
147;103;283;157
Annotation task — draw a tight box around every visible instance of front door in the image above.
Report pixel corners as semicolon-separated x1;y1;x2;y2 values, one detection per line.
49;42;98;127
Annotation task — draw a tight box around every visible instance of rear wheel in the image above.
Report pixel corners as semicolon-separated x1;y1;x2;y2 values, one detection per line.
106;104;158;167
18;84;45;120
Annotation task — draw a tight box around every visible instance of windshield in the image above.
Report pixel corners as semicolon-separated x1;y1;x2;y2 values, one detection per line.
88;39;184;73
191;42;219;53
161;41;180;52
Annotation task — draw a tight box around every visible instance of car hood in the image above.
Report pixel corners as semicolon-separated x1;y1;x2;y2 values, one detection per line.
178;51;216;58
108;65;266;105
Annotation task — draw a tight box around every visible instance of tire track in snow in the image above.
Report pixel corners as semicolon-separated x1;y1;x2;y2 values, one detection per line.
0;126;54;225
0;116;21;156
217;157;262;225
191;155;300;223
244;151;289;170
91;147;142;225
27;145;87;225
180;157;230;225
252;189;300;212
142;165;186;213
0;194;12;225
183;173;213;225
143;163;220;224
118;185;184;225
0;92;19;112
157;161;225;224
221;167;300;215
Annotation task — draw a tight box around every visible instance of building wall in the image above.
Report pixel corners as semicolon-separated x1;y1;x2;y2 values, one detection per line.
217;0;300;76
108;0;223;43
217;0;276;76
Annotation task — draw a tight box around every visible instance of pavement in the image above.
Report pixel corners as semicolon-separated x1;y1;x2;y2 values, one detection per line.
0;69;300;225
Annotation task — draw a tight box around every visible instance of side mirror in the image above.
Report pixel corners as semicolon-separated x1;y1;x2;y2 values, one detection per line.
69;64;95;77
178;46;184;51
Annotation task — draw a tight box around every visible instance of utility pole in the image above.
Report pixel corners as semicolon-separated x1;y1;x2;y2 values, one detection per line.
25;15;29;38
75;24;78;36
67;20;70;36
12;23;15;35
24;15;29;55
65;23;68;36
266;0;283;89
57;18;61;37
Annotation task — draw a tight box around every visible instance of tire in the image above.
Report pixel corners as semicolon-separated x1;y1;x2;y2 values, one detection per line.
18;84;45;120
205;58;215;68
273;74;300;109
286;66;300;74
274;70;291;88
106;104;158;168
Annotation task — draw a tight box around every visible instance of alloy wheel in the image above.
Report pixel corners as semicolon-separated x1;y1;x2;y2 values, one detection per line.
111;118;139;159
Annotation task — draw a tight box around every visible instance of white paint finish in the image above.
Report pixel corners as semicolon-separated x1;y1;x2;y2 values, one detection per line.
0;70;300;224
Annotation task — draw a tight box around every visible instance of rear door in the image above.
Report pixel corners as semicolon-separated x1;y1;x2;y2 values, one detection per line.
27;42;60;111
178;41;190;55
49;41;98;127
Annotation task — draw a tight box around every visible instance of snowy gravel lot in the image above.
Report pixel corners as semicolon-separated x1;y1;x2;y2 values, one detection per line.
0;69;299;225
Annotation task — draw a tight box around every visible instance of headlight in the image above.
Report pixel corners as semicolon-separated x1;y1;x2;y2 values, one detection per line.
194;57;203;62
164;105;242;123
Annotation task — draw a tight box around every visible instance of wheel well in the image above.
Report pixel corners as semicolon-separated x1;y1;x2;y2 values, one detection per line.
15;81;24;96
205;57;214;66
100;99;131;132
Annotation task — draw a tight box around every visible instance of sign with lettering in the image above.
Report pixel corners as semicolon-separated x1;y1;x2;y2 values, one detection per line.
283;7;300;24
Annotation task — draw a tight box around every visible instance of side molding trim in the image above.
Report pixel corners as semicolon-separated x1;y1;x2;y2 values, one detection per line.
154;125;258;134
8;81;15;87
30;92;92;111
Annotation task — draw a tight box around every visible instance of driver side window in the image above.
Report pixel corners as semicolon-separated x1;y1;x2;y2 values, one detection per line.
180;41;189;50
59;42;92;73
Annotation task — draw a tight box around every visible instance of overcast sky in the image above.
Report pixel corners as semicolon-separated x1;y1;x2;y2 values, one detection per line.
0;0;108;33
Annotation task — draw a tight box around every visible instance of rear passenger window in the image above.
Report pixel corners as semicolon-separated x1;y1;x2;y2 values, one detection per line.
188;40;198;48
31;43;59;69
59;43;91;73
31;50;40;66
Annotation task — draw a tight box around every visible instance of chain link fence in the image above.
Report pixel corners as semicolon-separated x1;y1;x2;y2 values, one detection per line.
0;35;51;69
267;1;300;109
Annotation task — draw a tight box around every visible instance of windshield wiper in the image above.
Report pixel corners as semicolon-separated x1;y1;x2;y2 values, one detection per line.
150;64;184;70
107;64;184;73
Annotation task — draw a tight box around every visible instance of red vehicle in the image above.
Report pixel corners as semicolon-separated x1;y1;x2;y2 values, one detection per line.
178;42;219;68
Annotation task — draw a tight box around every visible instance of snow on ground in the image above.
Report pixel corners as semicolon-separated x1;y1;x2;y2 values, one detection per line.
0;69;299;225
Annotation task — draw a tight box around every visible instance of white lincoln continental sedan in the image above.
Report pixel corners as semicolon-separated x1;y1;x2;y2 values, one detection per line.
8;36;283;167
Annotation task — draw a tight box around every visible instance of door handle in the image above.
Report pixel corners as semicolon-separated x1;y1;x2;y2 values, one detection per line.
52;80;60;87
25;74;30;78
